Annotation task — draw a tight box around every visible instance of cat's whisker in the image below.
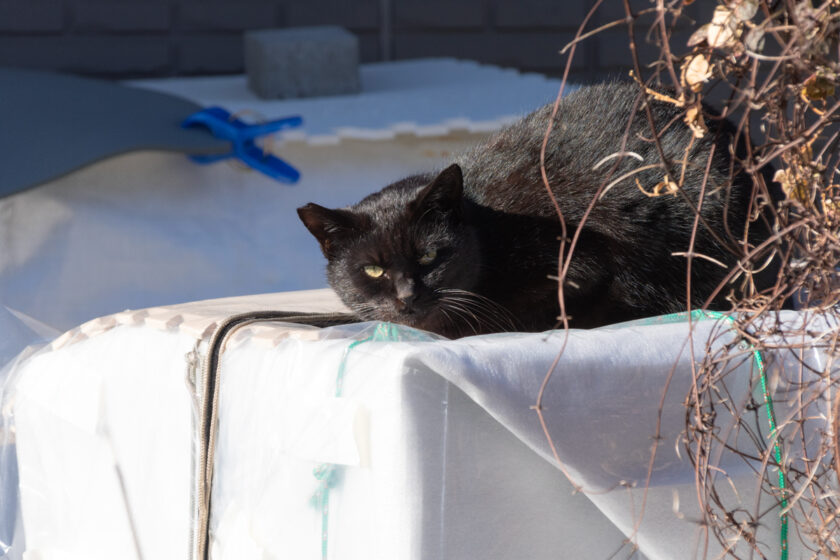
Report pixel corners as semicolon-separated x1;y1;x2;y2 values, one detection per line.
437;299;481;335
468;301;520;333
437;303;469;334
349;303;385;322
444;303;482;335
438;298;507;334
436;288;523;332
438;295;514;334
436;306;461;336
441;297;509;333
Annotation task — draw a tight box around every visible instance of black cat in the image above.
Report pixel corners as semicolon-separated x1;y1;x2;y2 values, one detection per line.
297;82;776;338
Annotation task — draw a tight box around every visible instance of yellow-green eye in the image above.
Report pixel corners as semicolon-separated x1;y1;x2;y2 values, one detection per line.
363;265;384;278
418;248;437;265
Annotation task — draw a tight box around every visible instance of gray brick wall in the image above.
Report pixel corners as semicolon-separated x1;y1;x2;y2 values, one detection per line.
0;0;712;81
74;4;171;33
285;0;379;30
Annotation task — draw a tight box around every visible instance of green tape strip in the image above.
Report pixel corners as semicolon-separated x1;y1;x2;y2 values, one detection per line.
654;310;788;559
754;345;788;559
312;322;403;560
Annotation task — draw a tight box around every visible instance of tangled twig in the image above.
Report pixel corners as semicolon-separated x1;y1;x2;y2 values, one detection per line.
537;1;840;557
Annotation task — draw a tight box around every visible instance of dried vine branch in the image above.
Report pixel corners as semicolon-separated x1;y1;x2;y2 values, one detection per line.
537;1;840;557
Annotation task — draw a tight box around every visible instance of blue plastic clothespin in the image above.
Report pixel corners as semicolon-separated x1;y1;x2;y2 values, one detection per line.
182;107;303;183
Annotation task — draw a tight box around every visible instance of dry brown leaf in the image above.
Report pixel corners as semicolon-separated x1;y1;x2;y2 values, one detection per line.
682;55;713;92
822;187;840;222
730;0;758;22
799;141;814;163
793;1;825;39
802;75;836;102
744;26;765;53
711;5;733;25
774;167;812;204
687;24;710;47
707;23;736;48
708;6;738;48
685;104;709;138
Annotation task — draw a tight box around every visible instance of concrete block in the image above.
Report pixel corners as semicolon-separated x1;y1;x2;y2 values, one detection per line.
244;26;360;99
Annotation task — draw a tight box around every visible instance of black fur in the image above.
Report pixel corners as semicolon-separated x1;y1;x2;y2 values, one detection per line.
298;82;776;338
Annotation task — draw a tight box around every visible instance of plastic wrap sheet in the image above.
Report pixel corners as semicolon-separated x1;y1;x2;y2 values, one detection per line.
1;304;837;559
209;322;631;559
0;288;347;560
0;306;59;372
0;307;60;560
0;325;198;560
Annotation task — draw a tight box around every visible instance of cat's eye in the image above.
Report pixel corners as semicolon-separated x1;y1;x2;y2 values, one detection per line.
363;265;385;278
418;248;438;265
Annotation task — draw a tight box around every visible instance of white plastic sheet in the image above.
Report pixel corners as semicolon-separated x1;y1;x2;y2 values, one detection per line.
7;326;197;560
0;307;59;371
209;322;633;559
0;137;481;331
2;293;833;559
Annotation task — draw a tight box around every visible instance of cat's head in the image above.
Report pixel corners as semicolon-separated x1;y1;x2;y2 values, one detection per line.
297;164;481;337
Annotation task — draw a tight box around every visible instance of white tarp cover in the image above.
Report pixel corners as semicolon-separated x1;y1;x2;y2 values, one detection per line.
126;59;570;144
1;290;831;559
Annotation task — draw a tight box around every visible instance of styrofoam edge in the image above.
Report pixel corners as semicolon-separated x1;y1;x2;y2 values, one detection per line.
46;290;350;352
48;309;316;354
277;115;522;146
124;58;565;100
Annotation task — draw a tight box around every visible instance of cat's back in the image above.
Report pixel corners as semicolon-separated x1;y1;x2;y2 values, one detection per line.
454;82;713;219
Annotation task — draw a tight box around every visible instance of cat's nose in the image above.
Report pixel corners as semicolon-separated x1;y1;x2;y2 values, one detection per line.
395;277;416;308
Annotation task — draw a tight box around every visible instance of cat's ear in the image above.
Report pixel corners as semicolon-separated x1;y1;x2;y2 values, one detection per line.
297;203;360;255
414;164;464;219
